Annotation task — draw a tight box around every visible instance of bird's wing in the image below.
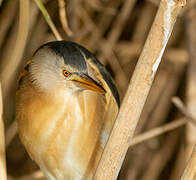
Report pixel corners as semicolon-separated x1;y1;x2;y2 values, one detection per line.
86;58;119;147
73;57;119;178
16;60;31;93
77;84;118;179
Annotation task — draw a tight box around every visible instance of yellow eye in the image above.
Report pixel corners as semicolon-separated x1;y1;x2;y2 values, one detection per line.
63;70;71;77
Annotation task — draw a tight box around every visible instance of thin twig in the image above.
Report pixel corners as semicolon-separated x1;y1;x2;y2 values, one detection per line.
0;83;7;180
130;118;186;146
172;96;196;126
132;2;156;43
181;145;196;179
77;5;101;41
94;0;186;179
107;0;137;45
84;0;116;15
58;0;73;37
87;0;121;50
98;0;137;62
34;0;63;40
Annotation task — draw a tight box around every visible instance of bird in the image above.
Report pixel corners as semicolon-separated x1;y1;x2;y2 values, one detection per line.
16;41;119;180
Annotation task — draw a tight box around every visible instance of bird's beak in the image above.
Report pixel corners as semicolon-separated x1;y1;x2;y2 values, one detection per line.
69;73;106;94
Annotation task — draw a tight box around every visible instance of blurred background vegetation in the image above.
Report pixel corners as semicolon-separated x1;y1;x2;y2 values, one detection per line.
0;0;195;179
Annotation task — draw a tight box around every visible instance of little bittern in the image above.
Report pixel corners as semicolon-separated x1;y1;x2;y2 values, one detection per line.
16;41;119;180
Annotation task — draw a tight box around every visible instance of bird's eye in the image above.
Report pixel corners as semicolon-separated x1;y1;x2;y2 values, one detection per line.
63;70;71;77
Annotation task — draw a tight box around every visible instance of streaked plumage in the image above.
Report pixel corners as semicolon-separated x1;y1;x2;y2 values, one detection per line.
16;41;119;180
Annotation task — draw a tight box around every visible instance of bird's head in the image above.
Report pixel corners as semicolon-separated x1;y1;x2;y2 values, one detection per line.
29;41;106;94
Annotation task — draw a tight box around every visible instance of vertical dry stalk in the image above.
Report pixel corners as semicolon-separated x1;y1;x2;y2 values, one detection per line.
1;0;29;98
132;2;156;43
0;83;7;180
68;0;80;35
181;145;196;179
26;1;58;58
94;0;186;179
0;14;18;70
169;142;185;180
106;0;136;46
58;0;73;37
34;0;62;41
88;0;121;50
5;120;17;147
98;0;137;62
141;130;181;180
0;0;17;50
185;2;196;161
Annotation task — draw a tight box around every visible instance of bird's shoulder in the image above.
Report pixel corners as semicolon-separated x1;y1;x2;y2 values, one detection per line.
16;60;31;94
83;57;120;148
72;42;120;107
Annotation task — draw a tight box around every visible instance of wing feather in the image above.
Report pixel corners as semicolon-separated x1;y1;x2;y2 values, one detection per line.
86;58;119;147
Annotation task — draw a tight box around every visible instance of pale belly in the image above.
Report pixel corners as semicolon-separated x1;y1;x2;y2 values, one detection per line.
17;90;106;180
